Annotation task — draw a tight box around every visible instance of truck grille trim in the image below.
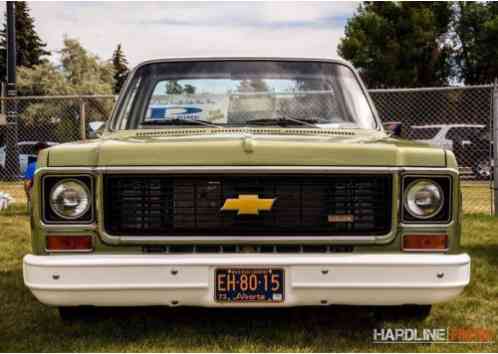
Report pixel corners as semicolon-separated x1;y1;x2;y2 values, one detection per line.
103;174;393;237
142;244;354;254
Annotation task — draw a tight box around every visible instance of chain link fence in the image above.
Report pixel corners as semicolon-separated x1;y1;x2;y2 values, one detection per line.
0;85;496;214
0;95;115;180
370;84;496;214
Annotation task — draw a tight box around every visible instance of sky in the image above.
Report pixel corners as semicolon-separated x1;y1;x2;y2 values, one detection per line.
2;1;359;68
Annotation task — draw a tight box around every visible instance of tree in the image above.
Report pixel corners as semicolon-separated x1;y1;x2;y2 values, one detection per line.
183;84;196;94
17;37;113;96
338;2;454;88
112;44;129;94
17;62;67;96
59;37;114;94
237;79;269;92
16;38;114;141
454;2;498;84
0;2;50;81
166;80;184;95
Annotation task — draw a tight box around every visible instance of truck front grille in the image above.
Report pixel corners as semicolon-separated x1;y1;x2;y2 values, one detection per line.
103;174;392;237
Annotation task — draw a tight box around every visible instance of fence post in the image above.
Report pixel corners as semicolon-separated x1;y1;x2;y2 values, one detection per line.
493;80;498;216
79;98;86;140
4;2;19;180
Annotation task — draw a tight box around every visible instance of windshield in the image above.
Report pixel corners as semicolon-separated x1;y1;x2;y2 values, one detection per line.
113;61;377;130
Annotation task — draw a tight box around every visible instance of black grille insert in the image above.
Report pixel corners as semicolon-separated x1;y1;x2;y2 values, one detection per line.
104;174;392;236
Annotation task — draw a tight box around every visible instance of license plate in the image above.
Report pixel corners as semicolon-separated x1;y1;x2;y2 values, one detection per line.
215;268;284;303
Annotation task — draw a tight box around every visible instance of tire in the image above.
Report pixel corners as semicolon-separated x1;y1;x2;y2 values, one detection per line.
401;305;432;320
58;306;90;321
375;305;432;322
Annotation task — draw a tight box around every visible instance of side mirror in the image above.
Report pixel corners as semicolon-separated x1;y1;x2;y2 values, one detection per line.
383;121;402;138
87;121;107;139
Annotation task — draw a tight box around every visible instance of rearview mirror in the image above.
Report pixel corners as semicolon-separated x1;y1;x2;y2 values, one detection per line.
383;121;402;138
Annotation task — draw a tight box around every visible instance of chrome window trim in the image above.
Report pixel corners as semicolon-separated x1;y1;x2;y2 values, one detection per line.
108;57;383;133
35;166;458;245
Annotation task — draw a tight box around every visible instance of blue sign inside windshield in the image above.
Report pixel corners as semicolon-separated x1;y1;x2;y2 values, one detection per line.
150;106;203;120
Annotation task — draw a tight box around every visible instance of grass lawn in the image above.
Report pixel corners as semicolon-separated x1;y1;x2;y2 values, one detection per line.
0;201;496;351
461;181;494;214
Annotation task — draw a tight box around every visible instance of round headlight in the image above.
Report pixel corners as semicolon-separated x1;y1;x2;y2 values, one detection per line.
404;179;444;219
49;179;90;219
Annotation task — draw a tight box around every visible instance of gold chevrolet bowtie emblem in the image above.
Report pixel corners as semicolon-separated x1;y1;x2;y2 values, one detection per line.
221;194;276;215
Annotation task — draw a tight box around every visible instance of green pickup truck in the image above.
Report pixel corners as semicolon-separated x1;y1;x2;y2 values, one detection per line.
23;58;470;320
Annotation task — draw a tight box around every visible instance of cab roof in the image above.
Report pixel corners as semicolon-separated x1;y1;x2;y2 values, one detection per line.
132;57;354;71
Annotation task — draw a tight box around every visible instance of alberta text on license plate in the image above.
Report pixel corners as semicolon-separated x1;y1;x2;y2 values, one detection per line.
215;268;284;303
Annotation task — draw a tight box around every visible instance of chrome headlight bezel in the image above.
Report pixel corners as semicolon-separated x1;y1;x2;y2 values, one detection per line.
42;175;94;224
402;175;452;223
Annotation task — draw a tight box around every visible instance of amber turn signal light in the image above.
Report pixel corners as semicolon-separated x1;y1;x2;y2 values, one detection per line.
403;234;448;251
46;235;92;251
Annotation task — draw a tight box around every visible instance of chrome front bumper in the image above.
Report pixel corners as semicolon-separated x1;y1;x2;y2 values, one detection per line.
23;253;470;307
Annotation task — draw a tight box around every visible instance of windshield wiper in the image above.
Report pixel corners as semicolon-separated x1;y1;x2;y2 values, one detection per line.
141;118;221;128
247;116;319;128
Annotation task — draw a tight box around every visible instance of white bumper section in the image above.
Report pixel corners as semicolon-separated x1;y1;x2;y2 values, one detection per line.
23;253;470;307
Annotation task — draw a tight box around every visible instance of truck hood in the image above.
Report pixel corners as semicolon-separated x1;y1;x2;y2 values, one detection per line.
46;128;447;167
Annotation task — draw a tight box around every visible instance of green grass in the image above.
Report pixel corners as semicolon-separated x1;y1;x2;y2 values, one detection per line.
461;181;494;214
0;203;497;352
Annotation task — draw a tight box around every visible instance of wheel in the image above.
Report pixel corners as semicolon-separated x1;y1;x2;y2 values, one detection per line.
474;160;492;180
400;305;432;320
374;305;432;321
58;306;89;321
